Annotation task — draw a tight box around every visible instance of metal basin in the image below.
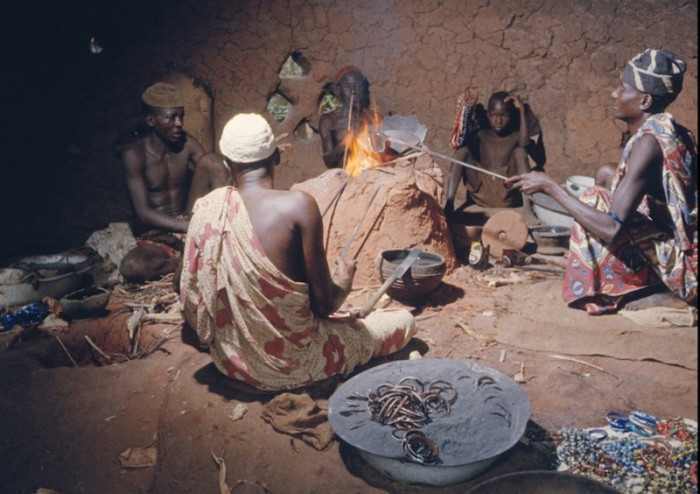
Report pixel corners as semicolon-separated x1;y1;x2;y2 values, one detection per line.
565;175;595;198
328;359;531;486
60;286;111;320
531;192;573;228
0;252;92;307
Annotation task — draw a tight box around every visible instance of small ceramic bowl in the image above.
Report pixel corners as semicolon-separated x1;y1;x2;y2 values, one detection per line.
374;249;446;303
565;175;595;198
531;226;571;255
60;287;110;320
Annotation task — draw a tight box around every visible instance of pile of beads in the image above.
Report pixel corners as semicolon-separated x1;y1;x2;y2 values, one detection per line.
553;412;698;493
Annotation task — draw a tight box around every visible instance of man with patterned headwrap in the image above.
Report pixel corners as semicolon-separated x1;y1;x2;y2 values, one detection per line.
180;113;416;391
116;82;223;283
506;49;697;316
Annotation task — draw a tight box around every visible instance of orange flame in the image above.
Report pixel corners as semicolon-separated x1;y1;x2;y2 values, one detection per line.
343;110;384;178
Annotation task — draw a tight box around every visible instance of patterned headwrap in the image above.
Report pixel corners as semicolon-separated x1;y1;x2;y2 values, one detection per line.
335;65;363;83
621;49;686;96
219;113;276;163
141;82;184;108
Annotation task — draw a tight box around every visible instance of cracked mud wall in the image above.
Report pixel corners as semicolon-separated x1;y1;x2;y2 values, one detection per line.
3;0;697;259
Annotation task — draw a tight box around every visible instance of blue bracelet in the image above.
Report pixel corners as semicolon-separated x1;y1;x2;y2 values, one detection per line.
588;428;608;442
605;411;630;432
629;411;658;428
608;212;624;225
628;422;654;437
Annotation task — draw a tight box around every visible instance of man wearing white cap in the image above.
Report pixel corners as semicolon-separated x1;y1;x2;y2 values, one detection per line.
180;113;416;391
506;49;697;317
117;82;224;283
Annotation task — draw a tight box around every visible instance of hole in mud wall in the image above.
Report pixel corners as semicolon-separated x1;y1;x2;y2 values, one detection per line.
267;92;292;123
294;119;315;140
279;51;310;78
318;82;340;115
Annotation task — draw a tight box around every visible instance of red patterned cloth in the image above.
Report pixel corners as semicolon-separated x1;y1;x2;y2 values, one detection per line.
180;187;416;391
563;113;697;314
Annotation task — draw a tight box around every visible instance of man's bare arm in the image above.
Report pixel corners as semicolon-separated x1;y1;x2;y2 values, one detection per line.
505;134;662;243
297;191;355;317
186;153;230;213
319;113;345;168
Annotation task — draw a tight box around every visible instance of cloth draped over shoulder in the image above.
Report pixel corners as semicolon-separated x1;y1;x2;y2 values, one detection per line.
563;113;698;314
180;186;416;390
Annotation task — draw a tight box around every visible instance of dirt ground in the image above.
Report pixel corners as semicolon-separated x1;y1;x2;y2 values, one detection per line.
0;253;697;494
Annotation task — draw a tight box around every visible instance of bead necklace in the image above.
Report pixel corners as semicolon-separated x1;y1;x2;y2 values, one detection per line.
553;413;698;494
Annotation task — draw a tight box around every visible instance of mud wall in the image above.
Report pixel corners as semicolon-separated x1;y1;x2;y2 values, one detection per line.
3;0;697;260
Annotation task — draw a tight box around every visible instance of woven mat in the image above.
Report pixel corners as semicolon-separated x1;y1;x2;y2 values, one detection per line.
469;279;698;370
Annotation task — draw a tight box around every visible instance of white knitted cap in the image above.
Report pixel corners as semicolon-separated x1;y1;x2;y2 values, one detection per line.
219;113;276;163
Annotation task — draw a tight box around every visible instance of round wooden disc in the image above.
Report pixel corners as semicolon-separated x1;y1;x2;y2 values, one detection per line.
481;210;529;258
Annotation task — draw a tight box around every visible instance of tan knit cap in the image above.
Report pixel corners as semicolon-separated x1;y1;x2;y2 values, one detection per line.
141;82;184;108
219;113;276;163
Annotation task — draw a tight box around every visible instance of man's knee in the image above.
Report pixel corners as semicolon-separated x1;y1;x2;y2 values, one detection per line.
120;245;177;283
595;164;616;190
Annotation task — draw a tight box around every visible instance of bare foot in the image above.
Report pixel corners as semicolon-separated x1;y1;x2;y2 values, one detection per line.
622;292;690;311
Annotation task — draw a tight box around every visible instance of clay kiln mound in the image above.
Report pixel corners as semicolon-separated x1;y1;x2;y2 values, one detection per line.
291;155;456;286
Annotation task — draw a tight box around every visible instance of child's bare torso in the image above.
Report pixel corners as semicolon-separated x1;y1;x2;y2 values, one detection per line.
476;129;521;172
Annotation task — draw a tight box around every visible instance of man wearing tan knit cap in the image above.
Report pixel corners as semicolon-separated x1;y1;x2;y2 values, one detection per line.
116;82;223;283
180;113;416;392
506;49;697;317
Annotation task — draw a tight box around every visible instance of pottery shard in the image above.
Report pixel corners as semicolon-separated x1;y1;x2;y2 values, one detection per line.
292;154;456;286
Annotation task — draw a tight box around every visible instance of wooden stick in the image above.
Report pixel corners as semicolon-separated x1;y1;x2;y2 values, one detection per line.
85;335;112;362
454;320;495;346
549;354;604;371
55;335;78;367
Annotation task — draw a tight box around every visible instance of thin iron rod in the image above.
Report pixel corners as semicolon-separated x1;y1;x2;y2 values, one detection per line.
389;139;508;180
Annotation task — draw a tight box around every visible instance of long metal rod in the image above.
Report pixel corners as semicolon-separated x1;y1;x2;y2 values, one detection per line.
321;182;347;218
390;139;508;180
341;94;354;170
332;186;381;278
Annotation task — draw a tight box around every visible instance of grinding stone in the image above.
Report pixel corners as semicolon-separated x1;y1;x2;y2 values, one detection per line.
481;210;529;258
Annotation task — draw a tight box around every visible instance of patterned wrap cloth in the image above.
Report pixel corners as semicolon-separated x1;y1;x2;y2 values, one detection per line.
563;113;698;314
180;187;416;390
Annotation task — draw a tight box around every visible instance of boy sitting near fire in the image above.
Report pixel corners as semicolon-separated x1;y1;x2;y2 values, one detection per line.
444;90;545;226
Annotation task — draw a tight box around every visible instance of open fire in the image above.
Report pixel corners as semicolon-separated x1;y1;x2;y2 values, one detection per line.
342;110;388;178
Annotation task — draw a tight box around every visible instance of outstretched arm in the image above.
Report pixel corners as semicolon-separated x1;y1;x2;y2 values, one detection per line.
505;134;662;243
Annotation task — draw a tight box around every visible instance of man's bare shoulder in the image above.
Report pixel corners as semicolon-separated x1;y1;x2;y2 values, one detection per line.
268;189;319;219
183;133;205;153
120;139;147;166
